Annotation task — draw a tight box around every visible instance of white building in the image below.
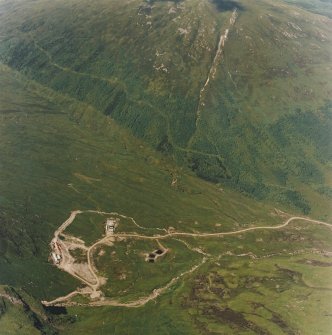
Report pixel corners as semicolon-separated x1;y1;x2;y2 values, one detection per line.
105;218;117;234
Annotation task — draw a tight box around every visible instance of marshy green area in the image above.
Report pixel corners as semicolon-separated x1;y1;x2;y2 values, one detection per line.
181;253;332;335
0;0;331;334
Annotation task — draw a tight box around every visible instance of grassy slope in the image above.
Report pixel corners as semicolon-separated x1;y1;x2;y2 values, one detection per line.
0;63;282;298
0;285;58;335
0;62;331;335
185;0;332;215
0;0;331;216
0;1;331;334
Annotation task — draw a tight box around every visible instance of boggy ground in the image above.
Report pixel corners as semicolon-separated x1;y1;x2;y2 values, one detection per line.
182;252;332;334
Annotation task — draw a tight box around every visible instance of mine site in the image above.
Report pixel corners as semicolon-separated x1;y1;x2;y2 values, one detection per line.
42;208;332;308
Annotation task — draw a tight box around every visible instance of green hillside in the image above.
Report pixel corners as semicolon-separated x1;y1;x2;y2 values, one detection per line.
0;61;282;301
0;285;58;335
0;0;331;215
0;0;331;334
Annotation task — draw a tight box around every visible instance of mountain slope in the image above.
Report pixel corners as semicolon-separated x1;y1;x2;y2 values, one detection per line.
0;57;320;335
0;2;332;333
0;0;331;215
0;62;284;300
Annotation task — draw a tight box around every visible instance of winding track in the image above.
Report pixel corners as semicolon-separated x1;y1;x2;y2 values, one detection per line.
42;210;331;308
113;216;331;240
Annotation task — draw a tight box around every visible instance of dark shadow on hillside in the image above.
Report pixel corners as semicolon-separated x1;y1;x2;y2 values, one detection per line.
43;305;68;315
211;0;244;12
